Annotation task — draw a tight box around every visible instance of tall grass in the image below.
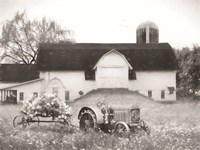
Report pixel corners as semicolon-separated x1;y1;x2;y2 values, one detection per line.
1;122;200;150
0;101;200;150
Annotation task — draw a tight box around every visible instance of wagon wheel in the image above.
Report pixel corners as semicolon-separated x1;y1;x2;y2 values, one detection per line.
79;109;97;132
13;114;27;129
114;122;130;137
139;120;150;135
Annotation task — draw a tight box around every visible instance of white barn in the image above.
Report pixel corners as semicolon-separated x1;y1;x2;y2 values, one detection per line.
0;21;177;103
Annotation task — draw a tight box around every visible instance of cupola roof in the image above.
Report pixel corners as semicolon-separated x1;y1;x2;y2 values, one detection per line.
137;21;158;30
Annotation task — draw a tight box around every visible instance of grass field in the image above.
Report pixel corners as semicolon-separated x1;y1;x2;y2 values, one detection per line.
0;100;200;149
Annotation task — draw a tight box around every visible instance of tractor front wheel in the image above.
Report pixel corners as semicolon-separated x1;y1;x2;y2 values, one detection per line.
114;122;130;137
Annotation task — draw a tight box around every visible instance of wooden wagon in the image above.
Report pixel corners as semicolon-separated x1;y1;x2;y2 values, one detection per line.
13;109;71;129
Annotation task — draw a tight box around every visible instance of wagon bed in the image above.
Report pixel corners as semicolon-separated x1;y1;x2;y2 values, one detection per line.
13;110;71;128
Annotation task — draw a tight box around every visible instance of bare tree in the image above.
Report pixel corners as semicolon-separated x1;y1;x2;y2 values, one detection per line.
0;11;75;64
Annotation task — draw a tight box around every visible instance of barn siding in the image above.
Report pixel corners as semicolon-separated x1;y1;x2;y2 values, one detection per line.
40;70;176;101
40;71;96;100
129;71;176;101
0;70;176;102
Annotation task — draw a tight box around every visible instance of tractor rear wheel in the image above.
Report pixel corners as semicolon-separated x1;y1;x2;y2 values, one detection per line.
79;109;97;132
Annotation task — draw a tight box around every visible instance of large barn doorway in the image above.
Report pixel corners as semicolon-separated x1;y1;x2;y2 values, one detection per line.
97;67;128;88
95;49;131;89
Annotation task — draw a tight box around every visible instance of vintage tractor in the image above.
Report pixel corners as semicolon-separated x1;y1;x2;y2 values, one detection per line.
78;101;150;136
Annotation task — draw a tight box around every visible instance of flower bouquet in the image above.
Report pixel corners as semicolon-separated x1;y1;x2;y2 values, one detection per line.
21;94;72;121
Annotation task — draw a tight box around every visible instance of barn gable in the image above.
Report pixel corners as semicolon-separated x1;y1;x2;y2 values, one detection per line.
45;77;66;91
93;49;133;69
94;49;132;88
44;77;66;100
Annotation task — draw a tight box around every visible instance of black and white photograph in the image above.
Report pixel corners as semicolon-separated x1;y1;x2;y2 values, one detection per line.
0;0;200;149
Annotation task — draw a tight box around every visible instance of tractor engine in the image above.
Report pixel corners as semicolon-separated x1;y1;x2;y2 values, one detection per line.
111;108;140;124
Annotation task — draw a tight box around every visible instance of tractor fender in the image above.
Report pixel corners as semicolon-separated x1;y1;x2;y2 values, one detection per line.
78;106;104;124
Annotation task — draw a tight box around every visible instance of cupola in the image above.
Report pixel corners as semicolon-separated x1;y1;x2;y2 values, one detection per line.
136;21;159;44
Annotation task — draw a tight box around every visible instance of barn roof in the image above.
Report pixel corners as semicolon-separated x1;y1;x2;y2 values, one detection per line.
0;64;39;83
37;43;177;71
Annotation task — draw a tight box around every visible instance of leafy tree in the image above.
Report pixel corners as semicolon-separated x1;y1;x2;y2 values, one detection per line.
175;46;200;99
187;46;200;97
0;11;75;64
174;47;190;96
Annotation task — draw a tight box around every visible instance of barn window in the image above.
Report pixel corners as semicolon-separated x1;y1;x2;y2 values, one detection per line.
52;87;58;96
33;92;38;98
129;70;136;80
161;90;165;99
19;92;24;101
148;90;152;98
65;91;69;101
85;69;95;80
167;87;175;94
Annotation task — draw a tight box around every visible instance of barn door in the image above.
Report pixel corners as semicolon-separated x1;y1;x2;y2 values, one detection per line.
97;67;128;88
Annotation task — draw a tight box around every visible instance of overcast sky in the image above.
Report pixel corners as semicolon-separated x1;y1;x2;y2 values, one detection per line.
0;0;200;48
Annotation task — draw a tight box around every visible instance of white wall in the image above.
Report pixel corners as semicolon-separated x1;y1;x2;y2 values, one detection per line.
39;50;176;101
40;71;176;101
45;78;66;101
40;71;96;101
129;71;176;101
